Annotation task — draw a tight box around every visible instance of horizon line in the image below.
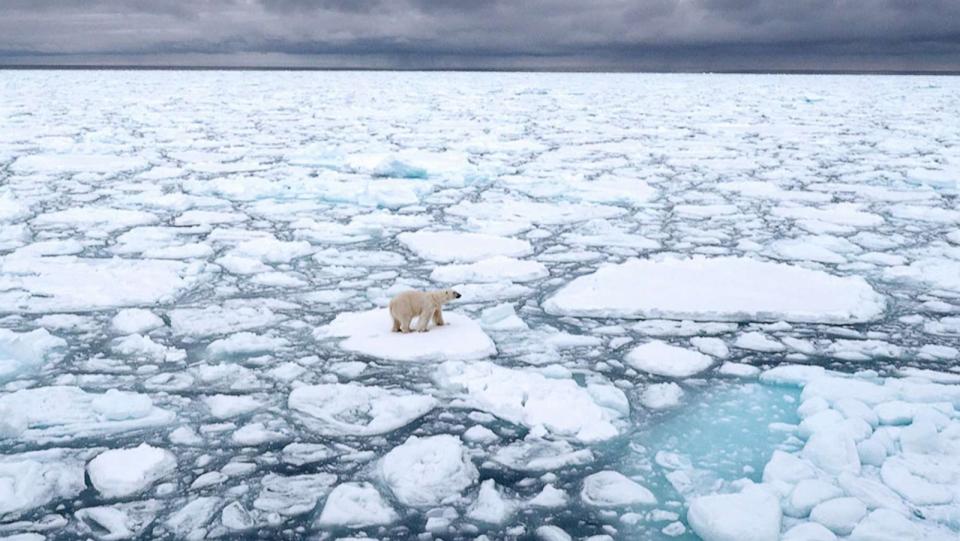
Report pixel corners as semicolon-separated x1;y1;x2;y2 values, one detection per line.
1;64;959;76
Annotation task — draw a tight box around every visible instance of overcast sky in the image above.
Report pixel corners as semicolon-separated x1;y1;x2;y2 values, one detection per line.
2;0;959;71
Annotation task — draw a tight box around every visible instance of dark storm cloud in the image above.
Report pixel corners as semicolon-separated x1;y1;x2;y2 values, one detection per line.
0;0;958;70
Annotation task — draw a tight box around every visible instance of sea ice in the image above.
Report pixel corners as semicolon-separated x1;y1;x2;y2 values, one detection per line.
87;444;178;498
0;257;208;312
316;482;398;528
0;328;66;382
379;435;478;507
544;257;885;323
318;308;496;361
435;360;627;441
398;231;532;262
626;341;713;378
580;471;656;507
687;485;781;541
0;386;174;442
288;383;437;436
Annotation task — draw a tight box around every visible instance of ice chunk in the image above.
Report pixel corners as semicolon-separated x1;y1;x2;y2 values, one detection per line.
447;198;624;225
479;303;529;331
785;479;843;517
75;500;162;540
691;337;730;358
32;207;158;233
640;382;684;409
580;471;656;507
253;473;337;516
782;523;837;541
289;383;436;436
12;154;147;174
734;332;784;352
398;231;532;262
229;237;314;263
87;444;178;498
687;485;781;541
0;386;174;443
110;309;164;335
435;360;626;441
535;525;573;541
319;308;496;362
544;257;885;323
431;256;547;283
0;449;87;519
467;479;514;524
802;427;861;476
0;328;66;382
0;257;208;313
886;258;960;293
202;395;262;420
809;497;868;536
379;435;478;507
111;334;185;363
849;508;955;541
316;482;398;528
530;484;568;508
164;497;221;540
169;304;281;337
206;332;287;357
626;341;713;378
491;437;594;471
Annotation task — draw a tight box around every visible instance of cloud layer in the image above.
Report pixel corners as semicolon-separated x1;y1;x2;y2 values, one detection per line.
2;0;958;70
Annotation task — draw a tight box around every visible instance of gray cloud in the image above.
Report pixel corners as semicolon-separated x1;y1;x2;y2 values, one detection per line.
0;0;957;70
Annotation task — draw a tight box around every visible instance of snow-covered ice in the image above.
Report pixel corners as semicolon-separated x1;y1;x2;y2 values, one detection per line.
317;308;496;361
86;444;178;498
2;71;959;540
545;257;886;323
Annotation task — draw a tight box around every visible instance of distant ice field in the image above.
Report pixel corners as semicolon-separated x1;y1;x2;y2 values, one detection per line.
0;70;959;540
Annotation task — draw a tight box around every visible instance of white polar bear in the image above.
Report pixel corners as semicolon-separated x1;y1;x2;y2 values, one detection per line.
389;289;461;333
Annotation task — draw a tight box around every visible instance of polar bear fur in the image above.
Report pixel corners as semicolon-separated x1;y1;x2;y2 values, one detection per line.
389;289;461;333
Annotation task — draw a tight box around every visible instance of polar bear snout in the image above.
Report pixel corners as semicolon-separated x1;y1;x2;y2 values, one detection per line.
453;290;462;299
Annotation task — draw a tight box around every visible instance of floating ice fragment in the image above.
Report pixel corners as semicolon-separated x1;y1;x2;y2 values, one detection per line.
398;231;532;262
316;482;398;528
289;383;436;436
545;257;885;323
580;471;656;507
379;435;478;507
87;444;178;498
626;341;713;378
435;360;626;441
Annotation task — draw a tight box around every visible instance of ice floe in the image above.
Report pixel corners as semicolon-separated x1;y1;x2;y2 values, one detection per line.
435;360;627;441
318;308;496;361
545;256;886;323
288;383;437;435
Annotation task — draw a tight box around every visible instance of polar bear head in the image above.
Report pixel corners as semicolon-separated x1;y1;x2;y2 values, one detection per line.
438;289;462;302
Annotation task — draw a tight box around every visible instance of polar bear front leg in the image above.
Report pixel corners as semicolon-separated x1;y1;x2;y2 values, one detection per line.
433;308;445;327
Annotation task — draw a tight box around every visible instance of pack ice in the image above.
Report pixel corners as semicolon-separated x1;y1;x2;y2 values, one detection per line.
1;70;959;540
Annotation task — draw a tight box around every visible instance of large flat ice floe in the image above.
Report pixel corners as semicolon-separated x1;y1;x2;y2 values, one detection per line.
317;308;496;361
435;360;628;442
0;386;175;443
0;256;209;313
544;256;886;323
397;231;532;262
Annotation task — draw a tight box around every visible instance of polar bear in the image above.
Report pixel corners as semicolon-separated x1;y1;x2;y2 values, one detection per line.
389;289;461;333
